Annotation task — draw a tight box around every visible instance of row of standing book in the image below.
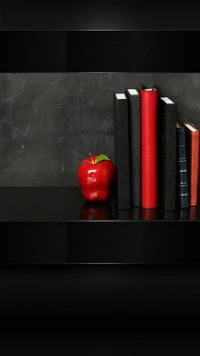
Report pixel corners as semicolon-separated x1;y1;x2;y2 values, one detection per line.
113;85;199;212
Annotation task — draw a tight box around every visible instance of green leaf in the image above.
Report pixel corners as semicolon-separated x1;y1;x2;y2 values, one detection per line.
95;154;110;163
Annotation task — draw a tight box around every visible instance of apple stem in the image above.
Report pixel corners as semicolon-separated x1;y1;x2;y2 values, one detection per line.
89;152;95;164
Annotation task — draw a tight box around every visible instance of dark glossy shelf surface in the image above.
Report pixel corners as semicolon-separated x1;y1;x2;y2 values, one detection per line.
1;186;200;265
0;186;200;221
1;221;200;264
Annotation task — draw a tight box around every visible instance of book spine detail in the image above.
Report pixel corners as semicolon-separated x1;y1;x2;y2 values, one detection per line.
160;100;177;211
177;127;189;208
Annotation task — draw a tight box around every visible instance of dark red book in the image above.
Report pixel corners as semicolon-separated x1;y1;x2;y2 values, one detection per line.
184;122;199;206
140;87;158;208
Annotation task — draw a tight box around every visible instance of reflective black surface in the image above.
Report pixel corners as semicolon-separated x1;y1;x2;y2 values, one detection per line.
0;186;200;221
0;187;200;265
2;265;200;319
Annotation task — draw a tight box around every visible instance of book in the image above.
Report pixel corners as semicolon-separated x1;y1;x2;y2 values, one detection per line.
126;88;141;207
176;121;189;209
140;86;158;208
113;93;131;210
184;122;199;206
158;97;177;211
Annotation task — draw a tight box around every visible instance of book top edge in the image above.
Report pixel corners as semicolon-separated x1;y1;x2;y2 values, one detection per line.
160;97;174;104
184;122;198;132
127;89;139;95
142;88;157;91
115;93;127;99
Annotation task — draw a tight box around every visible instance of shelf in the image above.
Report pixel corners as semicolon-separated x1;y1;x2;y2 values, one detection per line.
1;220;200;265
0;186;200;265
0;186;199;221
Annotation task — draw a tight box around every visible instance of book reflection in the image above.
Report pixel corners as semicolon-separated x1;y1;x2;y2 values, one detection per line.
189;206;197;220
118;210;131;220
179;208;189;220
140;208;158;220
163;210;176;220
175;207;197;220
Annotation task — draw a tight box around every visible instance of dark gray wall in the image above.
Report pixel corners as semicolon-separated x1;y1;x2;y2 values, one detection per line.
0;73;200;186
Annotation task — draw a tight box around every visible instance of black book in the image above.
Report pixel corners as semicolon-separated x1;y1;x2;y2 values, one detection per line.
126;88;141;207
113;93;131;210
158;97;177;211
176;121;189;209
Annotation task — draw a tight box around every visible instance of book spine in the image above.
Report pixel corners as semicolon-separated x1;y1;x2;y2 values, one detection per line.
140;88;158;208
160;99;177;211
126;90;141;207
190;131;199;206
113;93;131;210
177;127;189;208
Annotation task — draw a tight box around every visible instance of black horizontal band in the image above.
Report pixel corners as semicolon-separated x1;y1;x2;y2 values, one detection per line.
1;31;200;72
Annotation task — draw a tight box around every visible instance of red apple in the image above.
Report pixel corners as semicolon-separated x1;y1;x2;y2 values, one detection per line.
77;153;116;202
79;200;113;220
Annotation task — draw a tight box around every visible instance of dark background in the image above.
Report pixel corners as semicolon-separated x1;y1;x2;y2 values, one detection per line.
2;0;200;30
1;72;200;186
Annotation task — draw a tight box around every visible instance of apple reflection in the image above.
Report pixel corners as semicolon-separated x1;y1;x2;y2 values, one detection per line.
79;200;113;220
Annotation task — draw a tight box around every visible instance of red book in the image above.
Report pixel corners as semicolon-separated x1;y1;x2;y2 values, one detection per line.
184;122;199;206
140;88;158;208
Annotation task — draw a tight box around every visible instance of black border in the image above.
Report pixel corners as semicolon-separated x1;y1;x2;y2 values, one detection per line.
2;264;200;317
2;4;200;350
2;1;200;30
1;221;200;264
